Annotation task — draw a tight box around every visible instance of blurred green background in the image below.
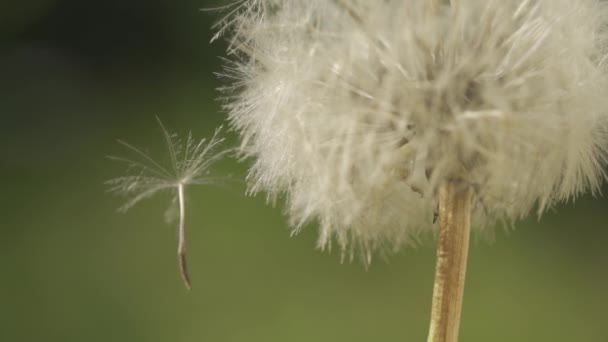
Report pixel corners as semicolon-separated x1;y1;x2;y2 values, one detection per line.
1;1;607;341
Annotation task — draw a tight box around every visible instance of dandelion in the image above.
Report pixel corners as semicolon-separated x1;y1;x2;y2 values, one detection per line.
107;118;228;290
217;0;608;340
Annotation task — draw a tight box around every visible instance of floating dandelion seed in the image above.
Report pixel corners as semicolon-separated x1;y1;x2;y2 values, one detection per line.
107;118;228;290
217;0;608;340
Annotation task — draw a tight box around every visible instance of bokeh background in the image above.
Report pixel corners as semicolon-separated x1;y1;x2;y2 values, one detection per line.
1;1;607;341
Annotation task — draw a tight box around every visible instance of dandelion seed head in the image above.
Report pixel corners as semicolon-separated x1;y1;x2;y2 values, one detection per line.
220;0;608;256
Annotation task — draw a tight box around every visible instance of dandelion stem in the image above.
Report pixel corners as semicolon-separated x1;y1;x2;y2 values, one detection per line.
427;0;439;15
427;182;472;342
177;183;192;290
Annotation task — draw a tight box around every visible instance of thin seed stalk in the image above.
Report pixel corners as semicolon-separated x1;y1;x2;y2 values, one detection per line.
427;182;473;342
177;183;192;290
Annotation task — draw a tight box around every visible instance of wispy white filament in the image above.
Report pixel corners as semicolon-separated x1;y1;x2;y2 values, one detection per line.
219;0;608;257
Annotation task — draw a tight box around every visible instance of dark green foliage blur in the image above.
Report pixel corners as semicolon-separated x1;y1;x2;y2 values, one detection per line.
1;1;607;341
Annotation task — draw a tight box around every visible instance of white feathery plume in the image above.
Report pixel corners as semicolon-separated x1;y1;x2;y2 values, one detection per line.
218;0;608;258
107;118;229;290
216;2;608;340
